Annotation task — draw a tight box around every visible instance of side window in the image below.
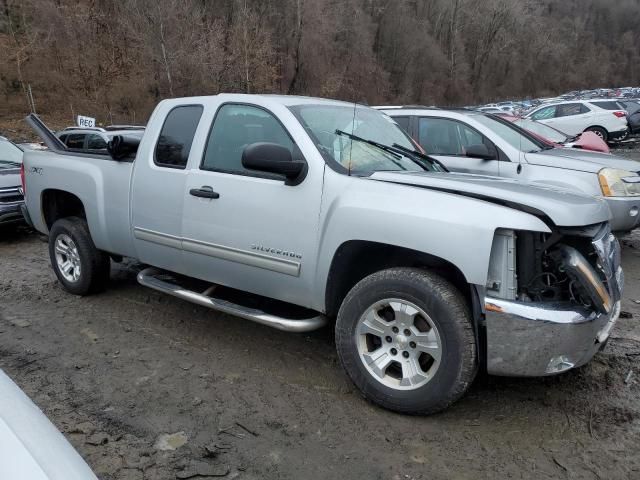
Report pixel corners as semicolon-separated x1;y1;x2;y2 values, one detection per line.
556;103;583;117
87;134;107;150
579;104;591;114
530;106;556;120
154;105;204;169
202;104;293;175
393;116;410;132
59;134;68;144
66;134;86;149
417;118;485;156
457;123;484;148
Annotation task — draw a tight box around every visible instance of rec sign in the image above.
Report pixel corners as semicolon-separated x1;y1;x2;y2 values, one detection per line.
77;115;96;128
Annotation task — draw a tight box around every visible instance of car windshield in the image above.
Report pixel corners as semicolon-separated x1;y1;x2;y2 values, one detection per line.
472;114;548;152
289;104;442;174
512;118;568;143
0;139;23;169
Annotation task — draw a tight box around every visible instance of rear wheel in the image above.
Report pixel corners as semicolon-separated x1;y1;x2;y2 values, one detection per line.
335;267;477;415
48;217;110;295
585;126;608;142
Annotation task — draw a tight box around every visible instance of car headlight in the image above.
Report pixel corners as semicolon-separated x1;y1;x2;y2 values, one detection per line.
598;168;640;197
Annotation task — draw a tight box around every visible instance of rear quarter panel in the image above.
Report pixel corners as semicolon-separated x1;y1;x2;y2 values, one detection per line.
23;150;135;256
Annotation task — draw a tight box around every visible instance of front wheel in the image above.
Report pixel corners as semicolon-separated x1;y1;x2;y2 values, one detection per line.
49;217;111;295
335;268;477;414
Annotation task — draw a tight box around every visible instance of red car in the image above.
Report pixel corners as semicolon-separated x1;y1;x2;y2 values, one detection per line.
497;114;610;153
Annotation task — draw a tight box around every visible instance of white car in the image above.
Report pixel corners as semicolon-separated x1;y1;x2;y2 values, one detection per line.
524;100;628;142
0;369;98;479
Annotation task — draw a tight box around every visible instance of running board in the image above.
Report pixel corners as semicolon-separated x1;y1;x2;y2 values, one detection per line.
136;267;327;332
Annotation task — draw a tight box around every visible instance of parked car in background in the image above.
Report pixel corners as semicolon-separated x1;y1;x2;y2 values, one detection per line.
616;99;640;134
0;136;25;226
380;107;640;232
498;114;610;153
18;142;48;151
478;107;503;114
23;95;622;414
57;126;145;153
524;100;628;142
0;369;98;480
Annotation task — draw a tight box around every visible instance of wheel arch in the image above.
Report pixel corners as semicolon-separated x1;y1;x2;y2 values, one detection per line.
584;125;609;135
324;240;472;318
41;189;87;231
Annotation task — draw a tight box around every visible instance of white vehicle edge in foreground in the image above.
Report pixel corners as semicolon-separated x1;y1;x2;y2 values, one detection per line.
0;369;98;480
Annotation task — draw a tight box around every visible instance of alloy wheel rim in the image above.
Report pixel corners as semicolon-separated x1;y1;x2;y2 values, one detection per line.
355;298;442;390
54;234;82;283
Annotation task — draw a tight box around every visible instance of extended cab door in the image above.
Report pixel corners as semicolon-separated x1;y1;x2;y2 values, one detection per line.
131;104;204;273
180;102;323;307
413;116;500;175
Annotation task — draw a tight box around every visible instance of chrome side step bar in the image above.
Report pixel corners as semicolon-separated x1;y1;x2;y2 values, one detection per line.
136;267;327;333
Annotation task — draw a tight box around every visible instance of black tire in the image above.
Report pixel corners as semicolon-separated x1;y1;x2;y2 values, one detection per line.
48;217;110;295
335;267;477;415
585;126;608;142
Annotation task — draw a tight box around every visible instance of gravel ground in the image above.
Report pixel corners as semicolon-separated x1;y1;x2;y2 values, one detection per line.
1;148;640;479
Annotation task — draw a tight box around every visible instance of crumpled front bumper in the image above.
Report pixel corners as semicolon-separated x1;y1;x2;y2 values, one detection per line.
484;226;623;377
484;296;620;376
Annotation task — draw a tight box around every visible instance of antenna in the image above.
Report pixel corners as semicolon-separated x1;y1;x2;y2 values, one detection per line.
347;100;357;176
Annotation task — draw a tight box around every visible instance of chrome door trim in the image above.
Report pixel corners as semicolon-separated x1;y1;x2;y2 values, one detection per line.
134;227;182;249
133;227;301;277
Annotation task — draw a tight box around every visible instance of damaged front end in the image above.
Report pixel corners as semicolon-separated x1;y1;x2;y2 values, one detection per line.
483;223;623;376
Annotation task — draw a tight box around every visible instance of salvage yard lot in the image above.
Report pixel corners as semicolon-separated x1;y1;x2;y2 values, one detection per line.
1;154;639;480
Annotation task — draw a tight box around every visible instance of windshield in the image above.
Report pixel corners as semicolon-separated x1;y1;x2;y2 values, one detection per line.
0;139;23;169
289;104;441;174
513;118;568;143
473;115;548;153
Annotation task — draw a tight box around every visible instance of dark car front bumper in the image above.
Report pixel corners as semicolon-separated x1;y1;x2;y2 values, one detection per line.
609;128;629;141
0;186;25;225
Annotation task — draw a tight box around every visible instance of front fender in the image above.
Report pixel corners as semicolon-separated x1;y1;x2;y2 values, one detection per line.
313;174;550;310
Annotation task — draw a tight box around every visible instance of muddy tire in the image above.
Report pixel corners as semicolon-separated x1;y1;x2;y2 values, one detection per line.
585;126;608;142
48;217;110;296
335;267;477;415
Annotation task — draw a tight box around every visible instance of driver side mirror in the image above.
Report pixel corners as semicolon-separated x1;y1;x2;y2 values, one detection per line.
465;144;496;160
242;142;307;185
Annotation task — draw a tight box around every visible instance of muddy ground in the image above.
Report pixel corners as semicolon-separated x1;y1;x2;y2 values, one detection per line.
1;150;640;479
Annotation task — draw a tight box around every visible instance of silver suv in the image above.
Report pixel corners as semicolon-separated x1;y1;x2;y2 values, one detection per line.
57;126;145;152
381;107;640;232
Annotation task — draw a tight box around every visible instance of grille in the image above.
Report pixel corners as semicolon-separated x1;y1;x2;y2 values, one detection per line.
0;187;23;204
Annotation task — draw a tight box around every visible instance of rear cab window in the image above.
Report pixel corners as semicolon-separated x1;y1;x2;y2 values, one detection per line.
154;105;204;169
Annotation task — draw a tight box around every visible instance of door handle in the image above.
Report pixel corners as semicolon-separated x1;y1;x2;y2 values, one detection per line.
189;186;220;199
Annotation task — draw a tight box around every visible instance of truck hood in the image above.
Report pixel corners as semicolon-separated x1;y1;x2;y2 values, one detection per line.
0;168;20;189
526;148;640;174
370;171;611;228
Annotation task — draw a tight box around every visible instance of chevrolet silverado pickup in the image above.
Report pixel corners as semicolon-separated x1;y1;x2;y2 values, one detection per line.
22;95;623;414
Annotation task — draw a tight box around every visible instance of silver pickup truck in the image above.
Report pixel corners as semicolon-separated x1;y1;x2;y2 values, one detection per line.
22;95;623;414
